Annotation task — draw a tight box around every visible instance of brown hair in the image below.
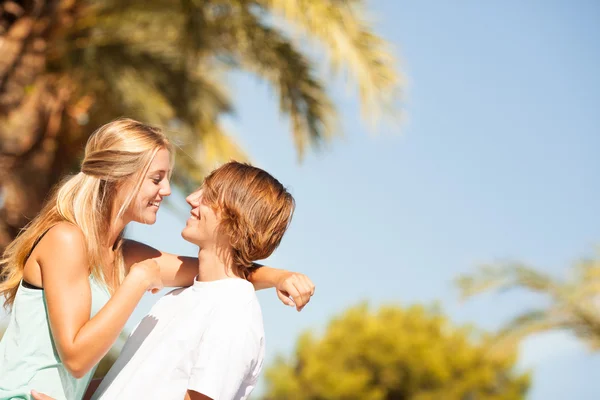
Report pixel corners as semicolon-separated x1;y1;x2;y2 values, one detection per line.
0;118;172;307
202;161;295;277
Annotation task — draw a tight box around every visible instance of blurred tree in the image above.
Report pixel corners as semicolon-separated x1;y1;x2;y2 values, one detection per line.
0;0;400;249
458;251;600;352
92;330;128;379
263;304;530;400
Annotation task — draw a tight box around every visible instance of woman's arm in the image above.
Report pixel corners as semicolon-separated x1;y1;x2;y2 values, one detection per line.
123;240;315;310
39;224;162;378
123;240;196;287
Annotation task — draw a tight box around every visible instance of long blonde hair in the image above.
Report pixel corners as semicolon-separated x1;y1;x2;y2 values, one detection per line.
0;118;172;308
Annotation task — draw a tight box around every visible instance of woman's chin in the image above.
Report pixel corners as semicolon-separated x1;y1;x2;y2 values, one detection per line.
135;214;157;225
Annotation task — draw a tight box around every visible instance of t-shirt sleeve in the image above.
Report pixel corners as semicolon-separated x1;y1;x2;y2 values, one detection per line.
187;309;262;400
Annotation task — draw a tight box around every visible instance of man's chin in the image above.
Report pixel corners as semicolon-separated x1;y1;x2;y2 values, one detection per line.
181;230;199;245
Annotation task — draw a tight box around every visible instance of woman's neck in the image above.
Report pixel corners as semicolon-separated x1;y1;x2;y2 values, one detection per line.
106;214;128;250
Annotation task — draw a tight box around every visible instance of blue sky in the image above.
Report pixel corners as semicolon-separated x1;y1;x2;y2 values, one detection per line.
126;1;600;398
124;0;600;398
1;0;596;398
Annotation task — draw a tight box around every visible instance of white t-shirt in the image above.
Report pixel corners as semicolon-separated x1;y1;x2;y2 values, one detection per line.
92;278;265;400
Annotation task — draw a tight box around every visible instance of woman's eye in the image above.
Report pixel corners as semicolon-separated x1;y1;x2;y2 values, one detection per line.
152;178;161;184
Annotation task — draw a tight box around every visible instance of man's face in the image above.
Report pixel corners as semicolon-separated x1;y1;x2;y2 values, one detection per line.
181;187;221;247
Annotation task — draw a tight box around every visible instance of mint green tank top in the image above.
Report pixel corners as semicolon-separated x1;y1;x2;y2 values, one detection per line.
0;276;111;400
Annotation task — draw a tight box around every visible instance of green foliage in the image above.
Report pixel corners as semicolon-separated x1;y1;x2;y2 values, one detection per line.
0;0;402;246
1;0;401;190
263;303;530;400
93;346;120;379
92;331;129;378
458;250;600;352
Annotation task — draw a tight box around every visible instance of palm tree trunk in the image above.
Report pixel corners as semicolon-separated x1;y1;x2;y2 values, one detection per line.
0;0;69;251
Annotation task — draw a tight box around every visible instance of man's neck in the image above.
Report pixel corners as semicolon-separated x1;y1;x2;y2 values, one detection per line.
196;247;239;282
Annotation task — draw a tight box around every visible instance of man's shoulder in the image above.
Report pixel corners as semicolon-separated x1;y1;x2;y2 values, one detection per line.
156;286;188;304
212;279;259;307
143;286;190;319
208;284;263;329
221;290;262;320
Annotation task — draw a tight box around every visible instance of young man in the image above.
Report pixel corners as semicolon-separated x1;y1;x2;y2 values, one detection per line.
89;161;311;400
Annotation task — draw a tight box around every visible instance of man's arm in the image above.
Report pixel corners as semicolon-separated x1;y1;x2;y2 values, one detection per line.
187;303;263;400
123;240;315;310
122;239;196;287
247;265;315;311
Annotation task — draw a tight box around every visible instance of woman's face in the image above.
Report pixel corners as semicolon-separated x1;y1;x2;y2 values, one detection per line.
122;148;172;225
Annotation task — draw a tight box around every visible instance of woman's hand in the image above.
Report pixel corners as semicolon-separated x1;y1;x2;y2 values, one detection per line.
129;258;163;294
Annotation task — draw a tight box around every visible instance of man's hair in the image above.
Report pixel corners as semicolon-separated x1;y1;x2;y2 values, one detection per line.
202;161;295;277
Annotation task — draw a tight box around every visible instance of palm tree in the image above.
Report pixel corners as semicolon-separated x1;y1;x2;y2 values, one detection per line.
457;251;600;352
0;0;401;249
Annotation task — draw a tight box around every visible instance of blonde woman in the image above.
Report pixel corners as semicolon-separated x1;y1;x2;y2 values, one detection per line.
0;119;315;400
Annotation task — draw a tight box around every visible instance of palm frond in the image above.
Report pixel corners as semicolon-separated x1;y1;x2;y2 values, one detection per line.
570;255;600;300
170;121;248;194
459;255;600;352
210;7;335;158
487;309;567;354
457;263;560;301
253;0;401;121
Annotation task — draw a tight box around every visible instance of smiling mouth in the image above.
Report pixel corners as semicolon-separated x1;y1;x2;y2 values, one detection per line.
149;201;160;207
189;213;200;220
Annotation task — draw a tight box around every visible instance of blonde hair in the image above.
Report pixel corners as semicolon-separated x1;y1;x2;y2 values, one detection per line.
202;161;295;278
0;118;172;308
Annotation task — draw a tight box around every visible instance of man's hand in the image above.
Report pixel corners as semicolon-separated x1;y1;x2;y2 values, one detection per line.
275;272;315;311
31;390;55;400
